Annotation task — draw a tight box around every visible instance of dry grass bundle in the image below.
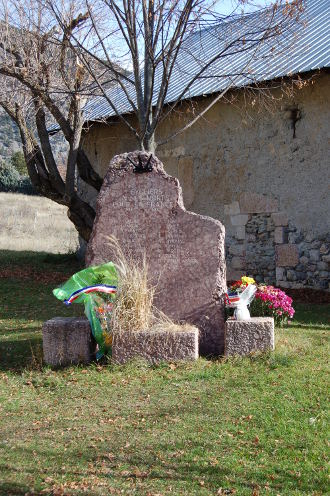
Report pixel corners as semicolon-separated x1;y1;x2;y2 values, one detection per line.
106;236;187;334
151;309;196;333
107;236;155;333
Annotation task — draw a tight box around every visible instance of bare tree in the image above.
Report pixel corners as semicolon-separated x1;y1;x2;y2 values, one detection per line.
0;0;104;241
0;0;304;241
50;0;304;153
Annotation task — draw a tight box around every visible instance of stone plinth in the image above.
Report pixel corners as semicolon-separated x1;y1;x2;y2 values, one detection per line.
43;317;96;367
224;317;274;356
86;151;226;356
112;327;199;364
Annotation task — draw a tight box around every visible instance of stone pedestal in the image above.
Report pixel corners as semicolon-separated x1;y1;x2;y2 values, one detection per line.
224;317;274;356
43;317;96;367
112;327;199;364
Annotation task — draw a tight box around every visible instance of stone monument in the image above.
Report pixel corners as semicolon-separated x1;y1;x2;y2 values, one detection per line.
86;151;226;355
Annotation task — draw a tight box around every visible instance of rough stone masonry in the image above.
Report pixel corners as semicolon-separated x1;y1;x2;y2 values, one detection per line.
86;151;226;355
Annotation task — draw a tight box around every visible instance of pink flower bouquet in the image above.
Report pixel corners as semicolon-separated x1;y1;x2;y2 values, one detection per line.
250;285;295;326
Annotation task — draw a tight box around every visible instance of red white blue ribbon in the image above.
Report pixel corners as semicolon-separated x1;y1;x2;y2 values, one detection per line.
64;285;117;305
225;293;241;306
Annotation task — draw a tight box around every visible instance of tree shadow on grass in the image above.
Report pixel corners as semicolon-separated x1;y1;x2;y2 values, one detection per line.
0;250;81;272
294;303;330;327
0;447;101;496
95;437;328;495
289;323;330;332
0;482;31;496
1;401;327;496
0;331;43;373
2;439;326;496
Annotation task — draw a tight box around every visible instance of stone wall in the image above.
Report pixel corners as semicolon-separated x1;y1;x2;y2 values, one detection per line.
222;194;329;290
245;215;275;285
277;227;330;291
82;71;330;290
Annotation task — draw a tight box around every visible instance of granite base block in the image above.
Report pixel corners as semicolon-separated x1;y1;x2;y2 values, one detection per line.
43;317;96;367
112;327;199;364
224;317;274;356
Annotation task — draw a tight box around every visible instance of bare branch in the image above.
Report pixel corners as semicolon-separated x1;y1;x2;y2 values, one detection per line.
0;0;102;240
71;0;304;152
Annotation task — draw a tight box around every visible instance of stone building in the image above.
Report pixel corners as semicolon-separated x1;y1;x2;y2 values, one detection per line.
81;0;330;290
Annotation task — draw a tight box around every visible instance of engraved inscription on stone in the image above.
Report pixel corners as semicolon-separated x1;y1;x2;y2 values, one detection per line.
86;151;226;355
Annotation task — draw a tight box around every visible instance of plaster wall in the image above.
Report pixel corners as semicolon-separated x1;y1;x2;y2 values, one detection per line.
82;72;330;289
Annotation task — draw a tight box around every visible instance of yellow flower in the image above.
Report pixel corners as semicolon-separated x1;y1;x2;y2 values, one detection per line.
241;276;255;286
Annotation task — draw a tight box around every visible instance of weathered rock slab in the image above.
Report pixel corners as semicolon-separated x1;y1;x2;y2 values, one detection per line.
271;212;288;227
276;244;299;267
43;317;96;367
86;152;226;355
224;317;274;356
112;327;199;364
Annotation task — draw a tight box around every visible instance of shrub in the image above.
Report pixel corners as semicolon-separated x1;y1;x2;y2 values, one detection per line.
11;151;27;175
0;160;38;195
0;160;21;192
17;176;39;196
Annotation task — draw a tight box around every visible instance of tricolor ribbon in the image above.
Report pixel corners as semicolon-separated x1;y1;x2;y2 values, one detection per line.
64;284;117;305
225;293;241;306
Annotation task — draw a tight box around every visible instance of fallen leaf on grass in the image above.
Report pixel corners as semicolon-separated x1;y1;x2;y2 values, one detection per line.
134;468;149;478
120;469;149;479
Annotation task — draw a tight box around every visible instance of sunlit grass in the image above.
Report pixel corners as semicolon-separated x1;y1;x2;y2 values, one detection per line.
0;251;328;495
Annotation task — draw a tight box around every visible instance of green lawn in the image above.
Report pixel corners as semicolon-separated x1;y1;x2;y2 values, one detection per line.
0;251;328;496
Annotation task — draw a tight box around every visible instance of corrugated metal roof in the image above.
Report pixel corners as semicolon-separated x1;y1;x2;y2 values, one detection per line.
83;0;330;122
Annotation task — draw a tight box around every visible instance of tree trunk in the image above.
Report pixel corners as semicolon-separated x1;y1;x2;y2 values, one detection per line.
142;126;156;153
12;106;97;242
68;195;96;242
